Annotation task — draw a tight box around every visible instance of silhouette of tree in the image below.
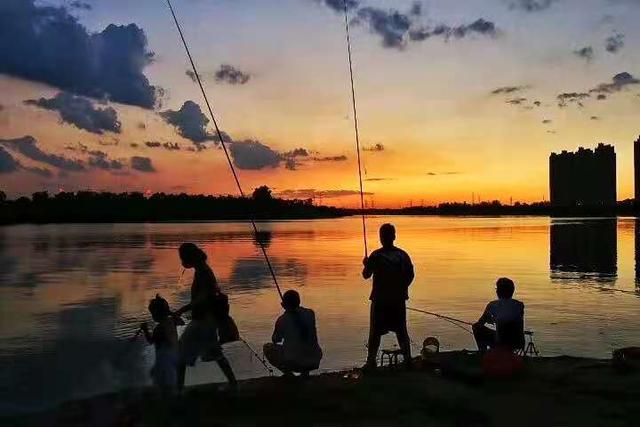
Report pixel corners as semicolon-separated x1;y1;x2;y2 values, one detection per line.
252;186;273;202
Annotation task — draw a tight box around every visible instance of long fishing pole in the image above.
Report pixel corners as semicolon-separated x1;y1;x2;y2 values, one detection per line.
164;0;283;300
240;338;274;376
407;307;474;334
343;0;368;257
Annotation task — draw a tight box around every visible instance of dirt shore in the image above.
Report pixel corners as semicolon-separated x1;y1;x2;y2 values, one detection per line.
4;351;639;426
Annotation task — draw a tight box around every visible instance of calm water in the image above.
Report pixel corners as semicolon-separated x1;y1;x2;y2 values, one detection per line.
1;216;639;413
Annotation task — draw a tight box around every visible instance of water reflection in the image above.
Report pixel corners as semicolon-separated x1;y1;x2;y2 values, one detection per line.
550;219;617;281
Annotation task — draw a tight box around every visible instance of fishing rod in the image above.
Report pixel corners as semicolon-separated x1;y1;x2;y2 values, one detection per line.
342;0;368;257
407;307;474;334
240;338;274;376
164;0;283;301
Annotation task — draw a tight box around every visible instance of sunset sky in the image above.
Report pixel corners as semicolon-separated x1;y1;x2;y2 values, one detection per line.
1;0;640;207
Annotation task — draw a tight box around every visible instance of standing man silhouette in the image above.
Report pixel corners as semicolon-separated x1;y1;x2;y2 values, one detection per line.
362;223;415;370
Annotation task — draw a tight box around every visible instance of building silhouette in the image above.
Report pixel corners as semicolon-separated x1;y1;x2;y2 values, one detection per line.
549;144;616;209
635;136;640;202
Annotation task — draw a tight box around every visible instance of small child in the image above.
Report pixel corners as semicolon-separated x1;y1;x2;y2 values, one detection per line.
141;294;179;390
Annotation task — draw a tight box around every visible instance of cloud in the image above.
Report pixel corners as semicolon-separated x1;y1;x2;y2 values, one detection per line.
597;94;607;100
315;0;360;12
542;119;552;124
426;171;459;176
130;156;156;173
185;70;198;82
88;151;125;171
229;140;281;170
557;92;589;107
364;177;394;182
533;100;542;107
590;72;639;94
605;33;625;53
215;64;251;85
25;93;121;135
491;85;529;95
0;146;52;176
574;46;594;61
506;97;528;105
590;115;600;120
356;6;414;49
363;143;385;152
0;136;85;171
0;0;159;108
160;101;229;147
0;147;20;174
145;141;181;151
277;188;373;199
410;19;498;43
70;1;92;10
312;155;348;162
506;0;557;12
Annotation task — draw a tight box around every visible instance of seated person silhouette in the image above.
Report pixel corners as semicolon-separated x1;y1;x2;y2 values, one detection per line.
263;290;323;377
473;278;525;353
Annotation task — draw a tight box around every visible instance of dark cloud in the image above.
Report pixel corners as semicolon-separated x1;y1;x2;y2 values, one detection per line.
557;92;590;107
88;151;125;171
130;156;156;173
363;143;385;152
145;141;180;151
590;115;600;120
312;155;348;162
215;64;251;85
315;0;360;12
364;177;394;182
410;19;498;42
542;119;552;124
0;146;52;176
590;72;639;94
0;0;159;108
350;3;497;49
574;46;594;61
136;122;146;130
605;33;625;53
0;136;85;171
491;85;529;95
229;140;281;170
160;101;228;147
277;188;373;199
0;147;20;174
130;143;139;148
597;94;607;100
70;1;92;10
426;171;459;176
507;0;557;12
506;97;528;105
25;93;121;135
533;100;542;107
185;70;198;82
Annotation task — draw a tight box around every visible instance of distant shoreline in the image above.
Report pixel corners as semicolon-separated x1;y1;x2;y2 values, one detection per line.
1;190;637;225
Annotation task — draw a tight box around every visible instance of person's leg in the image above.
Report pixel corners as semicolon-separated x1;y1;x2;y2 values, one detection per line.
263;343;292;376
396;304;411;366
177;360;187;390
472;323;496;353
366;302;381;367
216;356;237;385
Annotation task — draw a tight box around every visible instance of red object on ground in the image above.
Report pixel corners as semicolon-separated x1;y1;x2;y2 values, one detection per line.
481;348;525;379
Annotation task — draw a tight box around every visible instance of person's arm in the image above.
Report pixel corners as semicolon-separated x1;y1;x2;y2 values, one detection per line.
272;317;284;344
405;254;415;286
476;303;494;326
362;255;374;279
174;302;192;317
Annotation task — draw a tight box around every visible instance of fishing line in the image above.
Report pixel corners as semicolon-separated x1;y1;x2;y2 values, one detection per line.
240;338;274;376
407;307;474;335
164;0;283;300
342;0;368;257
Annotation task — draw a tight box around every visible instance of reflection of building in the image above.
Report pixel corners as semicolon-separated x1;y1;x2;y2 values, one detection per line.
635;137;640;202
549;144;616;209
550;220;617;278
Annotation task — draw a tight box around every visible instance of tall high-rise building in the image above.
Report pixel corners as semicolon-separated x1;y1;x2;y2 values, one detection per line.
549;143;616;209
635;136;640;202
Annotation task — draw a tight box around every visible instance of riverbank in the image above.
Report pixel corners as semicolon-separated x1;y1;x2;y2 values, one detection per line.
6;351;639;426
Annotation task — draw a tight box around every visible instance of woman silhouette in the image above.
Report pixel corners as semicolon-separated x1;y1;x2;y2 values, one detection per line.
173;243;237;389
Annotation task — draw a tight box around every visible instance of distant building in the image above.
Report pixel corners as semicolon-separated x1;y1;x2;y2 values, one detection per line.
635;136;640;202
549;143;616;209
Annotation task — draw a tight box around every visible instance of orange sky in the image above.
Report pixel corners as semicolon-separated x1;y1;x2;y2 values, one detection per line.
1;0;640;208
